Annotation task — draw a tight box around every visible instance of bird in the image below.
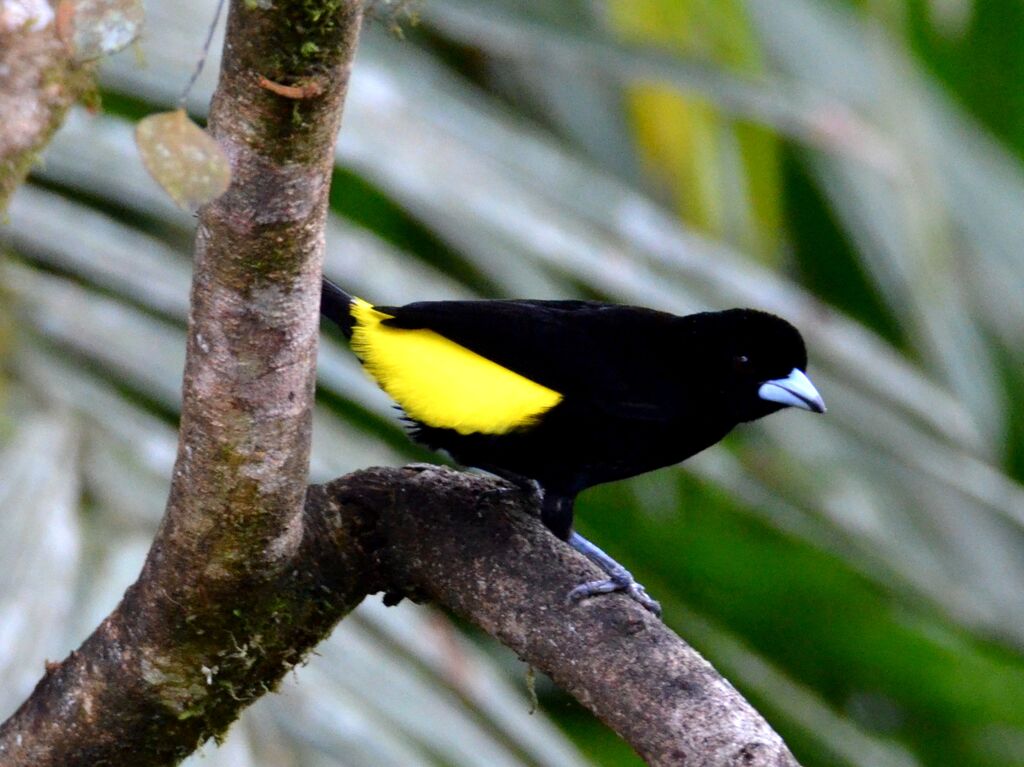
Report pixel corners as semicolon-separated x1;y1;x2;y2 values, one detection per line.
320;278;825;616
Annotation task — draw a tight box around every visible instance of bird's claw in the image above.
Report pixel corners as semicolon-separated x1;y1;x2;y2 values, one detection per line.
567;569;662;617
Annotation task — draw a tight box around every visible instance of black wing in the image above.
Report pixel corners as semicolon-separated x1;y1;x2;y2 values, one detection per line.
378;299;688;419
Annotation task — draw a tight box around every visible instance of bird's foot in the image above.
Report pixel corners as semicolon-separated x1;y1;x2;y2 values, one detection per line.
567;571;662;616
566;532;662;617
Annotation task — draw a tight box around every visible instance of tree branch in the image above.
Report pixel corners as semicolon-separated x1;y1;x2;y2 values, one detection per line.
0;0;93;209
1;466;800;766
0;1;801;764
333;467;802;767
0;0;365;763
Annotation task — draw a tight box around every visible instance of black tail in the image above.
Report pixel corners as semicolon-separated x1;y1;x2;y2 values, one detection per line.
321;277;356;337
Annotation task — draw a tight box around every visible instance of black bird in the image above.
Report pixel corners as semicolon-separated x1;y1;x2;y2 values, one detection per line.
321;278;825;615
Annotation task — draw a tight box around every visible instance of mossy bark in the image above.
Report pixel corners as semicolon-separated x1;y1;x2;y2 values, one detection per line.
0;1;365;763
0;466;801;766
0;2;801;764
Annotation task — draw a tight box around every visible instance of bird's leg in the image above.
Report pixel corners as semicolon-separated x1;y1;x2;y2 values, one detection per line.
539;495;661;615
540;493;575;540
567;532;662;617
481;484;662;615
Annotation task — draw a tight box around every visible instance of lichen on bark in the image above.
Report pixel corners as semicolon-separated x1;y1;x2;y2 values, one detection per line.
0;1;367;764
0;9;95;210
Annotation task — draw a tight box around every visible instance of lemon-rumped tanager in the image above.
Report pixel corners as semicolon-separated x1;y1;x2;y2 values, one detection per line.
321;278;825;616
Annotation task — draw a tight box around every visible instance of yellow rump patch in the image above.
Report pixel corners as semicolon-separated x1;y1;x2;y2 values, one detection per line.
349;299;563;435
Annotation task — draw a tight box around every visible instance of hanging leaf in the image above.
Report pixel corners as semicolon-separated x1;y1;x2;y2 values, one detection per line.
135;109;231;212
56;0;144;62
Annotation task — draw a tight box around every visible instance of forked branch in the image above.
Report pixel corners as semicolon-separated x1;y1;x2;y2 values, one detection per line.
0;0;800;763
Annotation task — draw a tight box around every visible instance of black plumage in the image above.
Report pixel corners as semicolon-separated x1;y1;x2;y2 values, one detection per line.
321;278;824;613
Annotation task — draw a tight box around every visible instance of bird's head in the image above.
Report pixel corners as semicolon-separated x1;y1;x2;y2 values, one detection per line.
687;308;825;423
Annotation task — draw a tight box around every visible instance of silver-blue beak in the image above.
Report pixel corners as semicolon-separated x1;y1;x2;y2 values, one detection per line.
758;369;826;414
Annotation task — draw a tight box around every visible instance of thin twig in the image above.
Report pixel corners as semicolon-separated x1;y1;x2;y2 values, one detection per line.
178;0;227;108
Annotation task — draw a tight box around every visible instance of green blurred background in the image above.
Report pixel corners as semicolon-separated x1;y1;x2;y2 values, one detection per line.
4;0;1024;765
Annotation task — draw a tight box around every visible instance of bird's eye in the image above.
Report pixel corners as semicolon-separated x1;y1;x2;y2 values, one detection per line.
733;355;750;371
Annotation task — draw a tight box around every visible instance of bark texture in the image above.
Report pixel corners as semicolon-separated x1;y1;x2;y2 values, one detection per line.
0;1;802;764
1;467;802;767
347;466;802;767
0;0;93;209
0;0;365;763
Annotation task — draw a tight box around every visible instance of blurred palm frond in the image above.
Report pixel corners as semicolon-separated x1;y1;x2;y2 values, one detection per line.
3;0;1024;765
